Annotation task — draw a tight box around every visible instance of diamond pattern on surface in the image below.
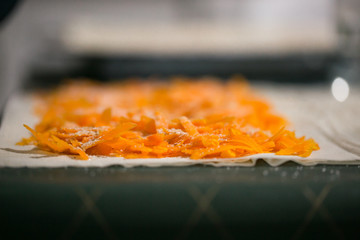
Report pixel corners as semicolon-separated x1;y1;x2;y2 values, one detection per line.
61;188;117;240
292;184;344;240
177;185;233;240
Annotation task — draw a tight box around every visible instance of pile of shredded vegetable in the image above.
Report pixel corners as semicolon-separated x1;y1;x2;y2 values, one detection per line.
18;77;319;160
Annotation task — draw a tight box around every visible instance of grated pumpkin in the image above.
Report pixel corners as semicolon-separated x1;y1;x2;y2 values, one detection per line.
18;77;319;160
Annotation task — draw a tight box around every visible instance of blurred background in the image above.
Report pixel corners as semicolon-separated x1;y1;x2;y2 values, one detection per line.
0;0;359;109
1;1;360;239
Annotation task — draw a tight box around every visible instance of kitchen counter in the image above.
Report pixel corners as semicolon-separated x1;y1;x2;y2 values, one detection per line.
1;163;359;239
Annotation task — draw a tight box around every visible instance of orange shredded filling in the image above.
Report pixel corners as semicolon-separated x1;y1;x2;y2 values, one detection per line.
18;77;319;160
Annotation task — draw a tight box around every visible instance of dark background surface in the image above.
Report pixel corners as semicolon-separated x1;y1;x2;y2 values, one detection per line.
25;53;336;90
1;162;360;240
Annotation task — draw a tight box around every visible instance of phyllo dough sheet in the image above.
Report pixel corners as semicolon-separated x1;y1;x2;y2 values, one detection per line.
1;81;359;168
